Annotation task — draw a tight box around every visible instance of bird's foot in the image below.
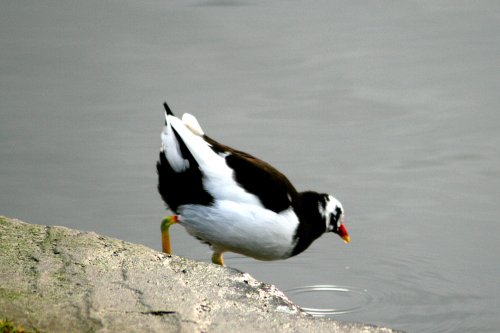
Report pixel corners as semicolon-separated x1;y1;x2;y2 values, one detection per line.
161;215;178;254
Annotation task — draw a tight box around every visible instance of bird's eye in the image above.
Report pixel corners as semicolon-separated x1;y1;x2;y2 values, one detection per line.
329;212;339;230
329;212;336;223
330;206;343;228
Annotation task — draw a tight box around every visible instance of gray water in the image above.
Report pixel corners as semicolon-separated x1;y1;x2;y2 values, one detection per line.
1;1;499;332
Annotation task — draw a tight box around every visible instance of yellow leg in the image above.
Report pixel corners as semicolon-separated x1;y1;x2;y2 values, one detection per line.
211;252;224;266
161;215;178;254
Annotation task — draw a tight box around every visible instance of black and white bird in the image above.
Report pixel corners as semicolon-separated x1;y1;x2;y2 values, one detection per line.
157;102;349;266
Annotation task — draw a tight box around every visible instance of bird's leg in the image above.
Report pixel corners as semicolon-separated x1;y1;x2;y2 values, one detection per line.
211;252;224;266
161;215;178;254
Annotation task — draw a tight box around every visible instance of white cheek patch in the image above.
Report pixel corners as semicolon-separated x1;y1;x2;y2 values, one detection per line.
326;198;336;230
325;195;344;231
319;199;337;231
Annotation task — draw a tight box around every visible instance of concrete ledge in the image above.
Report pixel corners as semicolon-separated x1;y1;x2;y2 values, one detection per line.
0;216;399;332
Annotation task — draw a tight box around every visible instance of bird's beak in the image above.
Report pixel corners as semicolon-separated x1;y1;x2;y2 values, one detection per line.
338;224;350;243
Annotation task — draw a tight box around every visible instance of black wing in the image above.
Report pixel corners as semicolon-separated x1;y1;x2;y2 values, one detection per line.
203;135;298;213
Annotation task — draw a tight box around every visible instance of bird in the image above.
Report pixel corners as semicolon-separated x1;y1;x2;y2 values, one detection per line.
157;102;349;266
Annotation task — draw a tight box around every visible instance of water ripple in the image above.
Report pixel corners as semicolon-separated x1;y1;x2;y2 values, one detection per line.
285;284;373;316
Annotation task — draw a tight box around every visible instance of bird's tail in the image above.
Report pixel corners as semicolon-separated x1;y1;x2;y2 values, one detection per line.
163;101;204;137
157;102;213;212
182;113;204;136
161;101;220;172
160;101;189;173
163;101;174;116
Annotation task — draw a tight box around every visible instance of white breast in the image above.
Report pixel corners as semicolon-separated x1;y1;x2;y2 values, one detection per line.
178;201;299;260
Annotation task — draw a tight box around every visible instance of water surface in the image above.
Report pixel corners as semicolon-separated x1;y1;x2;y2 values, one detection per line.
1;1;499;332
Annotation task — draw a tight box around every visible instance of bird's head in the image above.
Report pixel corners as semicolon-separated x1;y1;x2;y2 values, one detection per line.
320;195;350;243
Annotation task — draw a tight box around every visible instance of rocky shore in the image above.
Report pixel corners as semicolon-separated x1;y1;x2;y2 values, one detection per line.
0;216;399;332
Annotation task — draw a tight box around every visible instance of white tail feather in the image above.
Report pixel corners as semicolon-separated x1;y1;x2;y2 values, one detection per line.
182;113;205;136
161;114;190;172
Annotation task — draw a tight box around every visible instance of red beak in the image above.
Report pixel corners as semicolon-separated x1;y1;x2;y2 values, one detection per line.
338;224;350;243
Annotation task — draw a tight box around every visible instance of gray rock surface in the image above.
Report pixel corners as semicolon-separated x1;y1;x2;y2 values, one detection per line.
0;216;399;333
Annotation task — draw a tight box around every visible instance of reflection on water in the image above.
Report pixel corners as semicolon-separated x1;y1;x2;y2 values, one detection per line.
285;285;372;316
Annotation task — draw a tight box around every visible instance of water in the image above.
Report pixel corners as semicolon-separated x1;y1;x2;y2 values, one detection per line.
1;1;499;332
285;285;373;315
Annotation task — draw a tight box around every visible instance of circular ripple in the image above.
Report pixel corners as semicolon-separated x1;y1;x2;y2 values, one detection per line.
285;285;373;316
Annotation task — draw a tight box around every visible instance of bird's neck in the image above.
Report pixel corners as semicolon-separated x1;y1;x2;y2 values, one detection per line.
290;191;327;257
